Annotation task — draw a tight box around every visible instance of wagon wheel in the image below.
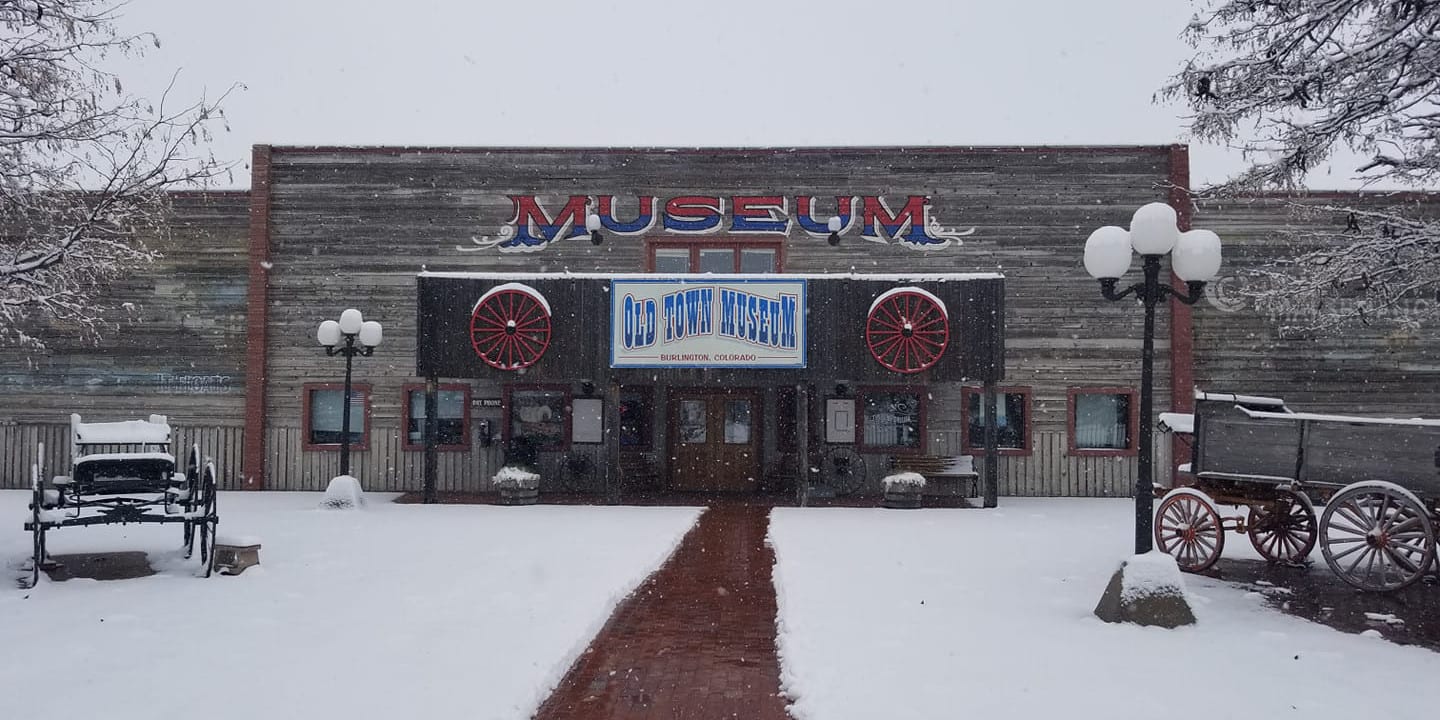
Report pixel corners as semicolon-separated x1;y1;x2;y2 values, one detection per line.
559;452;593;493
1319;482;1436;592
197;462;219;577
1246;489;1317;565
866;290;950;374
182;444;201;554
470;286;552;370
26;464;46;588
822;446;868;496
1155;489;1226;573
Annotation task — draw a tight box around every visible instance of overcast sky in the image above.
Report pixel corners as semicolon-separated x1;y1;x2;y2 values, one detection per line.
111;0;1386;191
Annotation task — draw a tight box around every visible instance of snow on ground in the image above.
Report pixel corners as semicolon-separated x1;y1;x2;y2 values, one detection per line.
770;498;1440;720
0;491;700;720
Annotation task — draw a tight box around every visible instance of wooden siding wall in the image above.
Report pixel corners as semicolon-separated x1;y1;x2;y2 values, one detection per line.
1193;196;1440;417
0;424;245;490
0;194;250;425
261;146;1180;496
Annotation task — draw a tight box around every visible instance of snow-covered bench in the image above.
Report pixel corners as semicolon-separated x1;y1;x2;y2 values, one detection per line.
887;455;978;496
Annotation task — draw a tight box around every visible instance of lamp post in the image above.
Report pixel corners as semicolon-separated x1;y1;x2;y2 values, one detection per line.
317;308;383;477
1084;202;1222;554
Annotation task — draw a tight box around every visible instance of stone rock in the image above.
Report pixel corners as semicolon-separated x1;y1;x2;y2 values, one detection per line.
1094;553;1197;628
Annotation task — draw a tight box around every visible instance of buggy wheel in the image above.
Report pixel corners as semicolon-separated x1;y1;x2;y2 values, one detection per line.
1319;482;1435;592
822;446;868;496
1155;488;1226;573
182;444;201;555
1247;489;1317;565
28;469;45;588
198;462;219;577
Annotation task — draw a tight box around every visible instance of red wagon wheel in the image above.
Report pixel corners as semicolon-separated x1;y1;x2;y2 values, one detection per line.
1155;489;1226;573
471;285;553;370
866;289;950;374
1246;489;1317;565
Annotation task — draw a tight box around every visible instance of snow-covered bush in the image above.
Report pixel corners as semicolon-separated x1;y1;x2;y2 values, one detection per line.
320;475;365;510
882;472;927;490
492;466;540;490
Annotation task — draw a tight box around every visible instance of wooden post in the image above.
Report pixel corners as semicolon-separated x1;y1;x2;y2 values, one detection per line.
423;376;438;503
605;382;621;504
796;383;809;507
983;379;999;508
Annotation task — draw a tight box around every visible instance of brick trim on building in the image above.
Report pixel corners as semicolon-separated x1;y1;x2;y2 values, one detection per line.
1167;143;1195;485
242;145;272;489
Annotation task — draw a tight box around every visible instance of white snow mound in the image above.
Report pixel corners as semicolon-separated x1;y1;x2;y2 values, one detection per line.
1120;551;1188;603
320;475;365;510
882;471;926;489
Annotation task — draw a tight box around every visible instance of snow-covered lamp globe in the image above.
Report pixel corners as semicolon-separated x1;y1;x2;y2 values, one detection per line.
1129;202;1180;256
338;308;364;335
358;320;383;348
1172;229;1223;282
317;320;341;348
585;213;604;245
1083;226;1132;280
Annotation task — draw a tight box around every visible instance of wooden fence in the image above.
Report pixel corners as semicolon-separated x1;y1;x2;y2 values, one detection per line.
2;424;1169;497
928;430;1172;497
1;423;246;490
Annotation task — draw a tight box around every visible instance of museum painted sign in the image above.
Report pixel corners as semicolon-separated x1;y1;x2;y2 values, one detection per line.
461;195;976;252
610;278;806;369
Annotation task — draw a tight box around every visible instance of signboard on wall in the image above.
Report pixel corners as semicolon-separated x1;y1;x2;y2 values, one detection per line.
610;278;807;368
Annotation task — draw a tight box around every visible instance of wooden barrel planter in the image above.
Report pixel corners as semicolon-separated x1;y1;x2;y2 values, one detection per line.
498;485;539;506
882;487;923;509
881;472;926;509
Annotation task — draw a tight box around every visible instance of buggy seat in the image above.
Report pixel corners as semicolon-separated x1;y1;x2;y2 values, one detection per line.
67;413;177;495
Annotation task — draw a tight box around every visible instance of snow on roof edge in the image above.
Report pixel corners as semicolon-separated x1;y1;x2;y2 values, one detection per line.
418;271;1005;281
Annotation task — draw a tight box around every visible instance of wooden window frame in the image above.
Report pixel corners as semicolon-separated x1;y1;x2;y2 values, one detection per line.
302;382;372;452
856;386;928;454
1066;387;1140;457
618;385;656;451
643;236;786;273
960;386;1033;456
401;383;472;452
504;383;572;451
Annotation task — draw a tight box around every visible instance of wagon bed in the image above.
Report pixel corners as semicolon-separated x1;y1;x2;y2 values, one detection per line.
1157;391;1440;592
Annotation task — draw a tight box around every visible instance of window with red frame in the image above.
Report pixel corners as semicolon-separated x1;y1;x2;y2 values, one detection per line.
508;386;569;451
859;390;924;450
1069;389;1137;454
403;384;470;450
962;387;1031;453
304;384;369;449
647;239;783;273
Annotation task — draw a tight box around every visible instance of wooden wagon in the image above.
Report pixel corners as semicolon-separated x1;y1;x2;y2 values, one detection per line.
22;414;220;588
1157;391;1440;592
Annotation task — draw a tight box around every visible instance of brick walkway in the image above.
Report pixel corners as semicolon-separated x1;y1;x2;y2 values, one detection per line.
533;503;791;720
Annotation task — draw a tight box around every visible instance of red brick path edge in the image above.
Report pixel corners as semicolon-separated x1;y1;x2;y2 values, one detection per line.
533;504;791;720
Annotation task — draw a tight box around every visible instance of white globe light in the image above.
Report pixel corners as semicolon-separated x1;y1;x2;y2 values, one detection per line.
585;213;602;232
1173;228;1223;282
317;320;341;347
1129;202;1180;256
1083;226;1133;279
827;216;843;232
338;308;363;335
359;320;383;348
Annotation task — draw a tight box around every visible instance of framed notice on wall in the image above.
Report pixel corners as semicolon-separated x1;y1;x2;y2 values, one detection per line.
572;398;604;444
826;398;856;444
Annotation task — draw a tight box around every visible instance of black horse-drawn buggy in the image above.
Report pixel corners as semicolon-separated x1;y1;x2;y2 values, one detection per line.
22;413;220;588
1157;391;1440;592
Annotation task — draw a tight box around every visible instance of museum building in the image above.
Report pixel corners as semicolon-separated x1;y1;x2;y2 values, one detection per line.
3;144;1437;498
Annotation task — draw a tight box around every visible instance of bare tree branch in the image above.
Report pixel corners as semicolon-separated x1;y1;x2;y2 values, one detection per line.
0;0;236;346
